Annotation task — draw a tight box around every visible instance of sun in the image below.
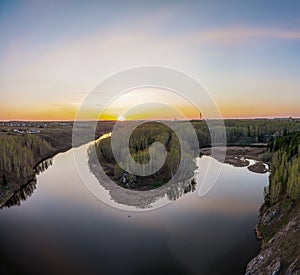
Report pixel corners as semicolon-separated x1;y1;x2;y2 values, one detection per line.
117;115;126;121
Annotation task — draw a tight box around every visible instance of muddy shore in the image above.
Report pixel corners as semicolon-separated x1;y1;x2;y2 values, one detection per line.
200;146;269;173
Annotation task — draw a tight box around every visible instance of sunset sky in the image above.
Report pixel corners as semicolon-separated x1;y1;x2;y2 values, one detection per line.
1;0;300;120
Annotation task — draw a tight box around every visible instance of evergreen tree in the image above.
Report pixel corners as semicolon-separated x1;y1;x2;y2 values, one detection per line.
2;173;7;186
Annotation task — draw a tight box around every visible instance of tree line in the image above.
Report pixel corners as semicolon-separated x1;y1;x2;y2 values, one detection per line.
264;131;300;205
0;134;53;184
93;122;197;189
93;119;300;189
191;119;300;147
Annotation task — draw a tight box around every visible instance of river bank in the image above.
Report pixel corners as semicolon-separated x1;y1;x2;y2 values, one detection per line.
202;145;299;272
0;128;73;208
200;146;269;173
0;122;115;208
245;200;300;274
245;132;300;274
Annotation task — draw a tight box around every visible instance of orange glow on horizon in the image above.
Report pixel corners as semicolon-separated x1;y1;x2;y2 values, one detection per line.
0;100;299;121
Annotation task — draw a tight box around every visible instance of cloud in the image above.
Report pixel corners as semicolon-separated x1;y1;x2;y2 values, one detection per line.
187;26;300;46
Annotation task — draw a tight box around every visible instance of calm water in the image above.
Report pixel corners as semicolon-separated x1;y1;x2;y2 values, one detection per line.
0;142;268;275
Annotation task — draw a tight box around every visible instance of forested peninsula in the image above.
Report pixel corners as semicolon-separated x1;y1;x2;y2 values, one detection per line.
92;119;300;189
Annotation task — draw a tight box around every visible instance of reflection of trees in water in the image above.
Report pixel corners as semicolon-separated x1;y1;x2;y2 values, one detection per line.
4;178;37;208
3;158;53;208
88;144;197;208
166;179;196;201
35;159;53;175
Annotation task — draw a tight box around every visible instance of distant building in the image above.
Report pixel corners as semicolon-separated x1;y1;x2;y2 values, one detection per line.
13;129;25;134
13;129;40;134
27;129;40;134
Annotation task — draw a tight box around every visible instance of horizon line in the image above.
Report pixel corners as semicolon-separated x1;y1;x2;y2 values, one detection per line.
0;116;299;123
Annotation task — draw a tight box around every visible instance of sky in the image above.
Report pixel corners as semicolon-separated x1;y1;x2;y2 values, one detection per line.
0;0;300;120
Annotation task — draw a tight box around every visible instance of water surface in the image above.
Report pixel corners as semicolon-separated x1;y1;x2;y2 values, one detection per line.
0;142;268;275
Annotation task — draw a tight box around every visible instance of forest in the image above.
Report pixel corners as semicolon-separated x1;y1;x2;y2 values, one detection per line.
1;118;300;193
92;119;300;190
191;118;300;146
0;134;53;186
264;131;300;205
91;121;198;189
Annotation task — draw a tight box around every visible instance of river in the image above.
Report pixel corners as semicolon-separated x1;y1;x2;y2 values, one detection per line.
0;140;268;275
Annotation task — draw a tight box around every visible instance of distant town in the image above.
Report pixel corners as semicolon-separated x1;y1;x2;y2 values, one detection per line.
0;121;74;128
0;121;74;135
